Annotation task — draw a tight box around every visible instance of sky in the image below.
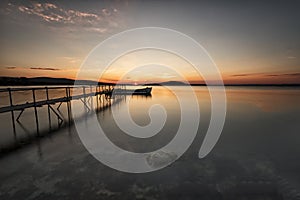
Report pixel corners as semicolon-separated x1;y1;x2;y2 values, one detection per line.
0;0;299;84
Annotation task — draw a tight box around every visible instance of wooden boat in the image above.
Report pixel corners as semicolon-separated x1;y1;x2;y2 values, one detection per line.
111;87;152;95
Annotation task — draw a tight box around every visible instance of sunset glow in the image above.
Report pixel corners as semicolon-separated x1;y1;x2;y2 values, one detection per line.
0;0;299;84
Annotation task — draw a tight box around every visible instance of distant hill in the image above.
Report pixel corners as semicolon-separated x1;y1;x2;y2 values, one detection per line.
0;77;113;86
144;81;300;87
144;81;189;86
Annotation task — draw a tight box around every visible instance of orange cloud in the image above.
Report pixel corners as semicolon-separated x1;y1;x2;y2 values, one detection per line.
30;67;61;71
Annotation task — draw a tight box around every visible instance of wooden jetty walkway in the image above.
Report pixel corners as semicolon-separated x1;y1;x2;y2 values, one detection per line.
0;85;115;113
0;85;125;148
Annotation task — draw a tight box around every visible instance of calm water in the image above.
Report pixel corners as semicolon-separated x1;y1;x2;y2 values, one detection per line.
0;86;300;199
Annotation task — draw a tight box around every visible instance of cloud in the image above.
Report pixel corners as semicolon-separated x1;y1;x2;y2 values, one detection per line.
5;66;17;69
4;1;124;34
17;2;100;24
231;72;300;78
30;67;61;71
266;73;300;77
231;73;260;77
287;56;296;59
2;65;61;71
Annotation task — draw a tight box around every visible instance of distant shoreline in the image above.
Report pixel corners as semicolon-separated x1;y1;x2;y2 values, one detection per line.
0;77;299;87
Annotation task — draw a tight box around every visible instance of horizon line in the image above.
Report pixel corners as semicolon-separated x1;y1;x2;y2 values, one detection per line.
0;76;300;87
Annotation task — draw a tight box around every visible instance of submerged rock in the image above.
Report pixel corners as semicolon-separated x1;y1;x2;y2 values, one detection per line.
146;150;177;169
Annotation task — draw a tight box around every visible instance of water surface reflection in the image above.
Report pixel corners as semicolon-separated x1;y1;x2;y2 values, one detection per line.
0;86;299;199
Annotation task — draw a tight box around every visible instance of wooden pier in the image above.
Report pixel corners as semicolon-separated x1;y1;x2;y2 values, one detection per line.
0;85;124;148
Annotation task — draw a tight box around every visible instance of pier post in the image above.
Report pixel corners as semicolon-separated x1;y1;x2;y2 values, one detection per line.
8;88;17;143
32;89;40;136
66;87;71;125
45;87;52;131
83;86;87;113
90;85;94;111
96;85;99;110
100;85;103;103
